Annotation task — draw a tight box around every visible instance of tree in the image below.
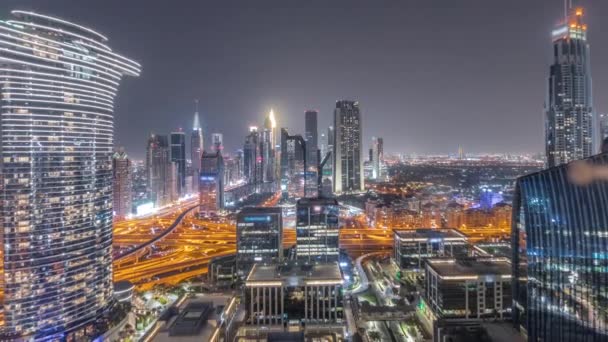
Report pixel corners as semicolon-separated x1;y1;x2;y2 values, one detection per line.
368;330;382;342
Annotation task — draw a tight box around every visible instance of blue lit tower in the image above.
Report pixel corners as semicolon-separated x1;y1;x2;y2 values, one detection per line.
0;10;140;339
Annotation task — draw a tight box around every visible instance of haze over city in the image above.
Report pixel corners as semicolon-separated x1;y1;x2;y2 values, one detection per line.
1;1;608;342
3;0;608;157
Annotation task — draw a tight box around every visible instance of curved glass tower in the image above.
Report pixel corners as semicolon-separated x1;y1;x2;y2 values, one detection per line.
0;10;140;340
512;153;608;341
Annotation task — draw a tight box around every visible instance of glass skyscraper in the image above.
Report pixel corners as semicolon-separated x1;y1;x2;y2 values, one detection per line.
0;10;140;339
333;100;363;193
191;100;203;194
512;153;608;341
545;7;594;167
236;207;283;278
296;197;340;263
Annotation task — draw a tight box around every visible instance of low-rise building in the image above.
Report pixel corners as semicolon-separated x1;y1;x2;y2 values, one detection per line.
393;228;468;271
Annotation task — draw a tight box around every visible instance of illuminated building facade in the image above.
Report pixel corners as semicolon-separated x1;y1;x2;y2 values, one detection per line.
113;149;132;218
170;131;186;195
236;207;283;278
393;229;468;271
371;136;384;180
545;7;594;167
333;100;363;193
0;10;140;339
600;113;608;144
244;263;343;327
512;153;608;341
199;151;224;216
296;197;340;263
243;127;261;187
420;257;512;340
147;134;177;207
191;100;203;194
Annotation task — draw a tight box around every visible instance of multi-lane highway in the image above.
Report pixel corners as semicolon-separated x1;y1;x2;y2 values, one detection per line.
112;195;507;290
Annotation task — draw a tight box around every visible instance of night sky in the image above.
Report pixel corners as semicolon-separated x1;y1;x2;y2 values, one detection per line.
1;0;607;159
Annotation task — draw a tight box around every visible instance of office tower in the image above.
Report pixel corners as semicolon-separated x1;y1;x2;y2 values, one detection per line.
393;229;468;271
261;128;274;182
191;100;204;194
244;127;261;186
113;149;133;219
545;7;594;167
212;133;223;153
0;10;140;339
170;131;186;195
244;263;343;327
147;134;174;206
296;197;340;263
512;153;608;341
600;113;608;143
319;132;328;159
422;257;512;339
280;128;290;182
236;207;283;277
199;151;224;216
333;100;364;193
305;110;318;167
371;137;384;180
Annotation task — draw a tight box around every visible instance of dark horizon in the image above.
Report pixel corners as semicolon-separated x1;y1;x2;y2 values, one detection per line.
1;0;607;159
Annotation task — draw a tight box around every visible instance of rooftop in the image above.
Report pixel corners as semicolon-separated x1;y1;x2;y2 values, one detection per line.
296;197;339;207
393;228;467;242
245;262;343;287
426;257;511;280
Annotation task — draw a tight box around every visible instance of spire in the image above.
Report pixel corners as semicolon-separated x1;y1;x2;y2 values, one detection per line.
193;99;201;130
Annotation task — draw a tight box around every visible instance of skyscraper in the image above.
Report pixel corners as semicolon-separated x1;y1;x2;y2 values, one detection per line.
147;134;176;207
305;110;318;167
191;100;204;194
599;113;608;145
244;127;261;186
512;153;608;341
212;133;223;153
296;197;340;263
0;10;140;339
170;131;186;195
333;100;364;193
545;7;594;167
236;207;283;278
113;149;133;219
199;151;224;216
371;136;384;180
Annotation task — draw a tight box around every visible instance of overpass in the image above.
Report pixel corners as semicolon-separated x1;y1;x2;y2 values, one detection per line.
114;204;198;261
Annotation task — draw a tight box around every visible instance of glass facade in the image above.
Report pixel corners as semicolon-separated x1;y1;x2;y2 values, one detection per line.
0;10;140;339
199;151;224;216
296;197;340;263
333;100;363;193
236;207;282;277
512;153;608;341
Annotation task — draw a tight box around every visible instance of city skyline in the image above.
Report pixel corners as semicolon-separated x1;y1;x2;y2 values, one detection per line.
3;0;608;158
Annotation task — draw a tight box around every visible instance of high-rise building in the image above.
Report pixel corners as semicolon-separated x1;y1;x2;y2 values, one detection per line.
199;151;224;216
600;113;608;145
512;153;608;341
147;134;176;207
305;110;318;167
0;10;140;339
545;7;594;167
191;100;204;194
170;131;186;195
236;207;283;278
371;136;384;180
244;127;261;186
296;197;340;263
333;100;364;193
113;149;133;219
212;133;223;153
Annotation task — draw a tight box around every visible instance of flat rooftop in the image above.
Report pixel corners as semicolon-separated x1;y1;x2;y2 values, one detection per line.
474;243;512;258
245;262;342;286
427;257;511;280
393;228;467;242
296;197;339;207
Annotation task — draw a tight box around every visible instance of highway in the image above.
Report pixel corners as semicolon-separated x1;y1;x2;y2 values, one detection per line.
112;194;508;290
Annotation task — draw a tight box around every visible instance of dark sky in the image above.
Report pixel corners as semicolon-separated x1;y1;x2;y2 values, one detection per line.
1;0;607;159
